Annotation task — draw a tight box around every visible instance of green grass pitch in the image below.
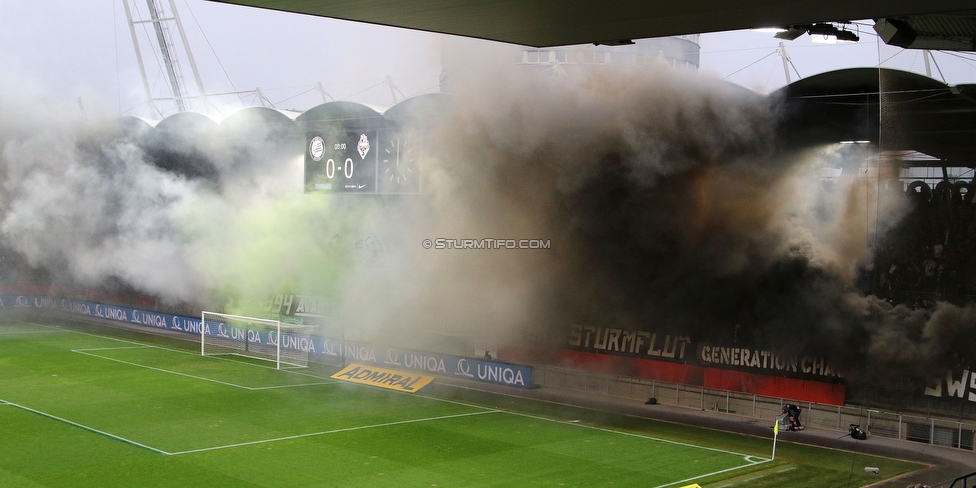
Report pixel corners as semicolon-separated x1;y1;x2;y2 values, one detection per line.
0;320;920;487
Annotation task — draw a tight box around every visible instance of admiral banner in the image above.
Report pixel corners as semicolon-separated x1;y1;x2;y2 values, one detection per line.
331;364;435;392
2;294;533;389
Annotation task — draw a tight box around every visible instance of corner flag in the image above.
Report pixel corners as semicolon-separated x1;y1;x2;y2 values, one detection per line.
772;418;779;460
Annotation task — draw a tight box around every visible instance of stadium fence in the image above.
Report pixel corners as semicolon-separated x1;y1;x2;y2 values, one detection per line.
535;365;976;451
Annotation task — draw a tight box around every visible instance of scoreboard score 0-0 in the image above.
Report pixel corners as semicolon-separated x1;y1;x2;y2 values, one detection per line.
305;130;422;194
305;131;377;193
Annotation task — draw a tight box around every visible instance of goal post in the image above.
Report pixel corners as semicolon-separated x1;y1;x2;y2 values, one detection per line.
200;311;317;369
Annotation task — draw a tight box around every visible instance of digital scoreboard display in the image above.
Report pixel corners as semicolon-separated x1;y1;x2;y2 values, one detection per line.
305;130;422;194
305;130;377;193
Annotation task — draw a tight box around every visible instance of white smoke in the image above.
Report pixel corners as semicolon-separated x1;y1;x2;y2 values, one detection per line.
2;48;973;387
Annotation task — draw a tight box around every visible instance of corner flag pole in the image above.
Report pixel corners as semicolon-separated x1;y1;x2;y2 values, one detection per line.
772;418;779;460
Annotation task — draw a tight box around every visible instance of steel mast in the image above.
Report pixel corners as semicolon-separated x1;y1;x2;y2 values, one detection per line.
123;0;209;115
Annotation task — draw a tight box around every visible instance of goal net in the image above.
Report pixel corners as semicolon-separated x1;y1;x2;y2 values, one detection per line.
201;312;317;369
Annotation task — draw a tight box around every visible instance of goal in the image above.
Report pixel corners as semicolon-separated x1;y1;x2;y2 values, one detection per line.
200;312;317;369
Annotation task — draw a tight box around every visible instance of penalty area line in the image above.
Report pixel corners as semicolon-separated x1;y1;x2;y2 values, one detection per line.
0;330;62;335
28;322;150;348
30;321;337;384
72;349;257;390
73;345;153;352
72;349;336;391
169;410;500;455
0;398;171;455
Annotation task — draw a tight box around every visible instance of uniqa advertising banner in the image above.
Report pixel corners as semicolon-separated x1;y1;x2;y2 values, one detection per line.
3;295;533;389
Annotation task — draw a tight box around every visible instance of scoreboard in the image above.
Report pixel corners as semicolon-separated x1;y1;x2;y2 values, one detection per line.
305;130;421;194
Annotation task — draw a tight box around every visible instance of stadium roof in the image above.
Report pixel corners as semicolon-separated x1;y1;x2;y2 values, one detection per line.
206;0;976;49
774;68;976;164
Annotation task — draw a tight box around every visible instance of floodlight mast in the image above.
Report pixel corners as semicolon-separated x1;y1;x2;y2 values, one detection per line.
122;0;161;118
166;0;211;111
147;0;188;112
123;0;210;115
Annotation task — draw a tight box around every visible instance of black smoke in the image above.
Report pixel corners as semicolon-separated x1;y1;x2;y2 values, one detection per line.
393;54;976;391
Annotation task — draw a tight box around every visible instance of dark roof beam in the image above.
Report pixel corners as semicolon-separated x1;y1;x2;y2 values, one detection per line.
874;17;976;51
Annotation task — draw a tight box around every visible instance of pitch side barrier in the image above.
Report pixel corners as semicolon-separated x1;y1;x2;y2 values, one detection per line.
2;294;533;389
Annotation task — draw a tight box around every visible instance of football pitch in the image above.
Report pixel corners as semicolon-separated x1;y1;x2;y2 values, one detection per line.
0;320;920;487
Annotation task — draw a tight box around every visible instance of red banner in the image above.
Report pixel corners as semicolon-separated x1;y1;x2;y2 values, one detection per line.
553;349;845;405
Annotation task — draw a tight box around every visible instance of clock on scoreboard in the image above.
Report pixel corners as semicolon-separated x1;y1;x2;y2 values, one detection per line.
377;135;420;194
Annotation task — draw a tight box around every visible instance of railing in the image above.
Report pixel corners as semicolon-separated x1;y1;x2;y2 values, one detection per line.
950;471;976;488
535;365;976;450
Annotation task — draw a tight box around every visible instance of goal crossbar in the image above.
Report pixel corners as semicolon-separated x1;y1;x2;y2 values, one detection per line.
200;311;317;370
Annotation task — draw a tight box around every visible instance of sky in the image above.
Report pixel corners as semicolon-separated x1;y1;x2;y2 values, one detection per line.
0;1;975;117
701;26;976;91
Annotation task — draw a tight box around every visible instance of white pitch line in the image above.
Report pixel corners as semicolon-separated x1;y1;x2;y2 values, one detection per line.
73;346;152;352
500;408;766;460
29;319;772;476
249;382;334;390
164;346;335;381
412;392;502;412
29;322;149;347
490;408;772;488
29;321;339;383
206;354;335;380
169;410;500;455
0;330;61;335
72;350;257;390
0;398;171;455
653;459;772;488
72;349;337;391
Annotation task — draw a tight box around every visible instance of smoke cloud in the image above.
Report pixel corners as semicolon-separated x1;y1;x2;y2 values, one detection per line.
1;48;973;391
376;49;975;387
